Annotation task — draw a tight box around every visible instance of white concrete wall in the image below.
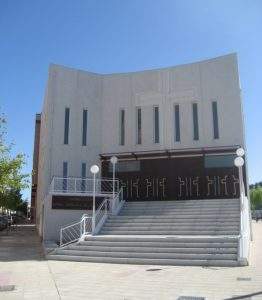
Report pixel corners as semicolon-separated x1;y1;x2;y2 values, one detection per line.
101;53;244;153
36;53;246;241
43;194;92;242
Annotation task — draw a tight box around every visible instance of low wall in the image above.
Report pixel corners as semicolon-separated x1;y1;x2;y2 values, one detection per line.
43;194;92;242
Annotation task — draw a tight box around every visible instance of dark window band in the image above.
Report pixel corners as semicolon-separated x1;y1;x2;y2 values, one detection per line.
212;101;219;139
174;104;180;142
64;108;70;144
154;106;159;143
192;103;199;141
82;109;88;146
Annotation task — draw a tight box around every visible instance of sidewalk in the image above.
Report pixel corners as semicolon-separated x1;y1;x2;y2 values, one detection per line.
0;225;60;299
0;222;262;299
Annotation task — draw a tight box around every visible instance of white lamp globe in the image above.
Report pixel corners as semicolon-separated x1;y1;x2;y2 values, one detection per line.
90;165;99;174
236;148;245;157
110;156;118;164
234;156;244;167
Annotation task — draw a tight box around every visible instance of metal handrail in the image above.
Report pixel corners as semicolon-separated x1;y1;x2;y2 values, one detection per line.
111;187;124;214
59;214;92;247
59;185;125;247
50;176;120;195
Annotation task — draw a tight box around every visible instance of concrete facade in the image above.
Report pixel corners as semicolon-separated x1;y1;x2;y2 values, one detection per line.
35;53;247;240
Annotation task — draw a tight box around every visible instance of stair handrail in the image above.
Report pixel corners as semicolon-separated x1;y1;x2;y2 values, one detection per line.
92;197;110;234
111;187;125;215
59;214;92;247
59;186;124;247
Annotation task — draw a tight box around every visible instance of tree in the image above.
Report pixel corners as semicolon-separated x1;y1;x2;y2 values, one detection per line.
0;189;27;214
0;111;30;210
250;187;262;210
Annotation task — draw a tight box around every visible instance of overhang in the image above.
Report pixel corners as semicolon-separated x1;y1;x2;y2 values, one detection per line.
100;145;240;161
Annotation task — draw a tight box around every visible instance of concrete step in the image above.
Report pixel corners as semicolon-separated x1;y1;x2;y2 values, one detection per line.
123;204;239;209
121;210;240;215
67;245;237;254
102;225;239;231
105;220;239;226
54;249;238;260
99;230;239;235
80;240;238;248
48;198;241;267
122;205;240;209
84;235;239;242
113;213;240;220
104;221;239;228
125;199;239;204
47;254;243;267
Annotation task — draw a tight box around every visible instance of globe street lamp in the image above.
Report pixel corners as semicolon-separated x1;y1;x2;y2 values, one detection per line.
236;147;245;157
110;156;118;200
234;155;245;198
90;164;99;234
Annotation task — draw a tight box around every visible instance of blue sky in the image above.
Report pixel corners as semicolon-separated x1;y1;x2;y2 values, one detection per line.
0;0;262;200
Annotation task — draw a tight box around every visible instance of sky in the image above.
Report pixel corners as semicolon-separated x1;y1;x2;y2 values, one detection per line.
0;0;262;201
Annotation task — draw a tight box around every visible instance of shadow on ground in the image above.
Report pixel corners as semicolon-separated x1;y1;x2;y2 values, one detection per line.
0;225;44;261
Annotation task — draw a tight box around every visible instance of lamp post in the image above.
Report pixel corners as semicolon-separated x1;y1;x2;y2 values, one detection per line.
110;156;118;200
235;147;245;197
90;164;99;234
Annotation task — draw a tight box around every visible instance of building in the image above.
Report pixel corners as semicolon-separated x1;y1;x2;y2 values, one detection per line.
34;53;251;266
30;113;41;223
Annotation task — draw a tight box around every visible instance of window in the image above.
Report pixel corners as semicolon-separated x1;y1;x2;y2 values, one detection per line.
212;101;219;139
63;161;68;178
81;162;86;178
81;162;87;191
82;109;88;146
153;106;160;143
136;107;142;144
119;109;125;146
192;103;199;141
204;155;236;168
174;104;180;142
64;108;70;144
109;161;141;173
63;161;68;190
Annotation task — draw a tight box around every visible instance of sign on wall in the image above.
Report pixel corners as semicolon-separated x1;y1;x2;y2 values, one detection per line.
52;195;104;210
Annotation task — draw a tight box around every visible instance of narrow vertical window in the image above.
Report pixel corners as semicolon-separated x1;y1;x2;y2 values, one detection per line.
136;107;142;144
81;162;86;191
64;108;70;144
63;161;68;191
82;109;88;146
212;101;219;139
192;103;199;141
174;104;180;142
119;109;125;146
153;106;160;143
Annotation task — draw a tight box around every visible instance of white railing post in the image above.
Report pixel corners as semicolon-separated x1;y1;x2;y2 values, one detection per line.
235;151;250;264
92;174;96;234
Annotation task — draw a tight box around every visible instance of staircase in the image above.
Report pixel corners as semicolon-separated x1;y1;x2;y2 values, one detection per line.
47;198;244;266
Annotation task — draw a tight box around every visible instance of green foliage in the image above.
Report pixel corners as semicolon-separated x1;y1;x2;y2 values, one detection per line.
0;110;30;209
0;189;27;214
250;187;262;210
250;182;262;189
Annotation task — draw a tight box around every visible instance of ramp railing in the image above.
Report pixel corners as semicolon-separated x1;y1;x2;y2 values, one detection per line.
59;214;92;247
59;185;124;247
